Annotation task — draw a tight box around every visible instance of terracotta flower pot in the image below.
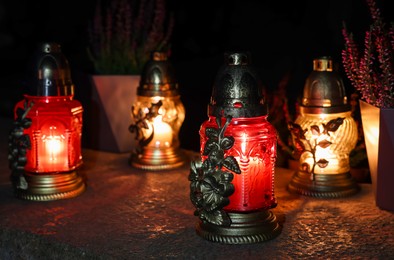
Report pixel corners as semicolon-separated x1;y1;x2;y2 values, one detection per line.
88;75;140;153
359;100;394;211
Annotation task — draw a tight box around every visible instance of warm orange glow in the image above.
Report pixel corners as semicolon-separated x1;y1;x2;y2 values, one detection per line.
131;95;185;149
38;122;69;172
42;126;66;162
364;125;380;146
151;115;172;148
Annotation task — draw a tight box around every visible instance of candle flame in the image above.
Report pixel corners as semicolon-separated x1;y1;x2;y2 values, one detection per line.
42;126;65;162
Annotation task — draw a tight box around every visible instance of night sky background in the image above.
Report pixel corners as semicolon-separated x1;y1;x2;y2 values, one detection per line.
0;0;392;163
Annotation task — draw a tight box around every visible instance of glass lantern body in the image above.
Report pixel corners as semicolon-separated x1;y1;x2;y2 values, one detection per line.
131;95;185;150
200;116;277;212
294;111;358;174
14;95;83;174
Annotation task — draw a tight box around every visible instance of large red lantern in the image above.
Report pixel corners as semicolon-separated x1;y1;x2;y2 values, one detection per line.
189;52;281;244
8;43;85;201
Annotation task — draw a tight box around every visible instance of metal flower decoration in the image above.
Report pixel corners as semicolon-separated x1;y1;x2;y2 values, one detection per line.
8;100;33;189
189;116;241;226
129;100;163;152
288;117;344;180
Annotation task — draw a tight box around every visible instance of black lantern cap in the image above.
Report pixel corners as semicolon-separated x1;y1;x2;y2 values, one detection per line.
301;56;350;114
137;51;179;97
36;42;74;96
208;52;267;118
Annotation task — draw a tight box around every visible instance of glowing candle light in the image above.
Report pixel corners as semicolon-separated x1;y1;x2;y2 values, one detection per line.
150;116;173;148
42;126;66;165
8;43;85;201
288;57;359;197
129;52;185;170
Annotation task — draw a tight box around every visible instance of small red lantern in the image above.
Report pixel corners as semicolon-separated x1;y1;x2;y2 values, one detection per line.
8;43;85;201
189;52;281;244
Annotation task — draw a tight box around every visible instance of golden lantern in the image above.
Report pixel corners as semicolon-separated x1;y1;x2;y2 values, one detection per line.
287;57;359;197
129;52;186;170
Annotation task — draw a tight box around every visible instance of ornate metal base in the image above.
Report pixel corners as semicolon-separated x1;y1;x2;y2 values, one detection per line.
131;147;186;170
14;171;85;201
287;170;359;198
196;210;281;244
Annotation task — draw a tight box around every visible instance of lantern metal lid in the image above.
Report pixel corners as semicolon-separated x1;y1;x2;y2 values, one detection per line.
301;56;350;114
36;42;74;96
137;51;179;97
208;52;267;118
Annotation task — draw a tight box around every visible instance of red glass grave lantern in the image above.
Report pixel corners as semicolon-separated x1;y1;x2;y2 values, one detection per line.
8;43;85;201
129;52;185;170
287;57;359;197
189;52;281;244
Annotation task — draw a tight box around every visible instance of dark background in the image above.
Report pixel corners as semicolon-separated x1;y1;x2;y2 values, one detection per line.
0;0;392;155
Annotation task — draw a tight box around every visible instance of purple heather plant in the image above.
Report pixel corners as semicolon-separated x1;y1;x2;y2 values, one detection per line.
88;0;174;75
342;0;394;108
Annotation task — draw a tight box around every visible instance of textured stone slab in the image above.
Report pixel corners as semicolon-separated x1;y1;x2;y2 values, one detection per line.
0;117;393;259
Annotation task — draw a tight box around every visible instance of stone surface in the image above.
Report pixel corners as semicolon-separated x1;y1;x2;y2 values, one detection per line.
0;117;393;259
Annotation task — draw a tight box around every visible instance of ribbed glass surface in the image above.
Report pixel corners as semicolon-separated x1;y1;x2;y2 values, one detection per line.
200;116;277;212
16;95;83;174
294;111;358;174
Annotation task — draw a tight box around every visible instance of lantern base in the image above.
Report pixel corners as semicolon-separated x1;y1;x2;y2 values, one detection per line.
287;170;359;198
13;171;85;201
195;210;281;244
131;147;186;170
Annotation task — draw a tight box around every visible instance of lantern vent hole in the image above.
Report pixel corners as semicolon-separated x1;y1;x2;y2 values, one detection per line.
233;102;243;108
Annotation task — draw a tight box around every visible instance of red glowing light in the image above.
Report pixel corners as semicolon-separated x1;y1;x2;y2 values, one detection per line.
200;116;277;212
14;95;83;174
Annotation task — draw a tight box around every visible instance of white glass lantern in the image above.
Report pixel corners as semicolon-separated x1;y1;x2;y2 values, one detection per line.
287;57;359;197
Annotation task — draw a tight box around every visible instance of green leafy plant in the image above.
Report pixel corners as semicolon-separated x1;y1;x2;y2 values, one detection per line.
87;0;174;75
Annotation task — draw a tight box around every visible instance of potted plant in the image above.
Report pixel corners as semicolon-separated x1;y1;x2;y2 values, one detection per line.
86;0;174;153
342;0;394;210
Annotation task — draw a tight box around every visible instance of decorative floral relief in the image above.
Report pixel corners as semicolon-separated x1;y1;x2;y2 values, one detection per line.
288;117;344;180
189;116;241;226
8;100;33;189
129;100;162;153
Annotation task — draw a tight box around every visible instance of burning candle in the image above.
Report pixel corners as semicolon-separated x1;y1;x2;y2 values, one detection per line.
8;42;85;201
288;57;359;197
150;115;173;148
129;52;185;170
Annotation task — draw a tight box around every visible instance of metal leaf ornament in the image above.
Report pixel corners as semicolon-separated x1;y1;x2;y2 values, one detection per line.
8;101;33;189
189;116;241;226
288;122;306;155
129;100;163;152
288;117;344;180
